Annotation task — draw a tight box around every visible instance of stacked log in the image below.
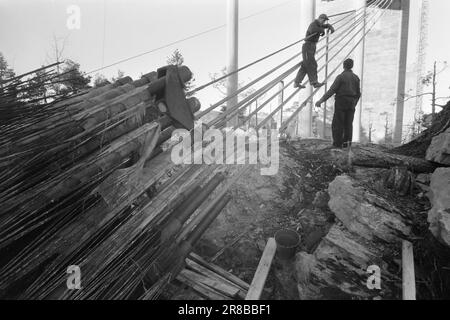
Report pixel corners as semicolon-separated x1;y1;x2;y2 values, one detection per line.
0;65;233;300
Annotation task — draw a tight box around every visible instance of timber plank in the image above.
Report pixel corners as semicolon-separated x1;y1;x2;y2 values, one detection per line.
245;238;277;300
189;253;250;291
402;240;416;300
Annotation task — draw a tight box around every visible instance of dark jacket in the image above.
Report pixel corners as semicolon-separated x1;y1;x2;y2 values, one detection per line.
305;20;333;43
321;70;361;103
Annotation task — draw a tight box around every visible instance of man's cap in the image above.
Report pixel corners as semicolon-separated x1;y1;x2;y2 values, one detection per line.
318;14;329;21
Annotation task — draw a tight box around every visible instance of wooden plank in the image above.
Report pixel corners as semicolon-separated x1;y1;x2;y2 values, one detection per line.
185;259;246;299
402;240;416;300
185;258;244;291
177;273;231;301
189;253;250;291
245;238;277;301
179;269;240;298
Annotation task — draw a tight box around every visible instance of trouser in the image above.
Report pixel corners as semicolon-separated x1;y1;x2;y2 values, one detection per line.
332;96;357;148
295;42;318;85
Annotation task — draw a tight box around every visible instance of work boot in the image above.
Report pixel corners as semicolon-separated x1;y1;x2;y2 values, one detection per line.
312;82;325;89
294;82;306;89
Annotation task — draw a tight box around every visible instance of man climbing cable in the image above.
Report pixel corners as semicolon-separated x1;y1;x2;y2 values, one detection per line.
315;58;361;149
294;13;335;89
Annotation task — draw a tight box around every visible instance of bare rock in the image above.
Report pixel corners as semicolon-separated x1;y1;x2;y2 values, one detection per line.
428;168;450;247
328;175;411;243
426;127;450;165
295;252;319;300
416;173;432;193
416;173;431;185
312;191;330;209
383;167;416;196
295;224;401;300
303;229;327;253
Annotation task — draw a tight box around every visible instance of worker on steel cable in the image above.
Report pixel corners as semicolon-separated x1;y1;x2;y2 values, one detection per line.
315;58;361;149
294;14;335;89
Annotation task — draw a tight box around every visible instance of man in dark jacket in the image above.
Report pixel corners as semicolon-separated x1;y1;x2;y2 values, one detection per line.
315;58;361;148
294;14;335;89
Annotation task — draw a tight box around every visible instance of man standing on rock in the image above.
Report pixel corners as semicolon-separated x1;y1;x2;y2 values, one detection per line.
315;58;361;149
294;13;335;89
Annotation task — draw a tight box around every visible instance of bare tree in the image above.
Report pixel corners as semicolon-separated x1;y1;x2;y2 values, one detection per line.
366;107;376;143
380;112;393;144
45;34;70;94
210;67;256;124
403;61;449;115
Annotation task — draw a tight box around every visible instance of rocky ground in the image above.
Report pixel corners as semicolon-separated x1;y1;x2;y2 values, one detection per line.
184;136;450;300
191;139;338;300
168;103;450;300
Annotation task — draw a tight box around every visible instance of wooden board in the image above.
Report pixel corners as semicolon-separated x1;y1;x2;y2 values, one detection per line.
185;258;246;299
177;272;231;301
179;269;240;298
245;238;277;301
402;240;416;300
189;253;250;291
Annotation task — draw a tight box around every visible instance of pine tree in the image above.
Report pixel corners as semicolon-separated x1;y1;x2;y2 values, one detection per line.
166;49;184;66
93;74;111;88
0;52;16;87
56;59;91;96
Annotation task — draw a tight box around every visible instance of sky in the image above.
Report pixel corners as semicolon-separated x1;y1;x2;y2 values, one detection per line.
426;0;450;107
0;0;449;111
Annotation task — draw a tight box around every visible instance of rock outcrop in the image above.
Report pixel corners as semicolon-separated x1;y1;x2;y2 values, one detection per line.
428;168;450;247
426;128;450;165
296;174;414;300
295;223;401;300
328;175;411;243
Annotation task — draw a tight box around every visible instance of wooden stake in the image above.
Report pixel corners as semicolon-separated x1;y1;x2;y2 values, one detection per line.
402;240;416;300
245;238;277;300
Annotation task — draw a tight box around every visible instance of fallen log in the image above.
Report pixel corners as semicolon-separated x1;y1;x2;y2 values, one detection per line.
342;146;437;173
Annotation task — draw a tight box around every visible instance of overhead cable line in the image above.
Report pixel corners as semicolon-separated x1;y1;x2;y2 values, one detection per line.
188;7;362;95
276;0;393;133
196;5;368;120
236;0;385;128
208;0;384;127
85;0;298;76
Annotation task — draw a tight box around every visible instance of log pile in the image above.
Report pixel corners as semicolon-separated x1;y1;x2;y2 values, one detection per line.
0;65;234;300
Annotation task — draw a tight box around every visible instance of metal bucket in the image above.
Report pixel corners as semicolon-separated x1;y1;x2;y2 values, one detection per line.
275;229;300;260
